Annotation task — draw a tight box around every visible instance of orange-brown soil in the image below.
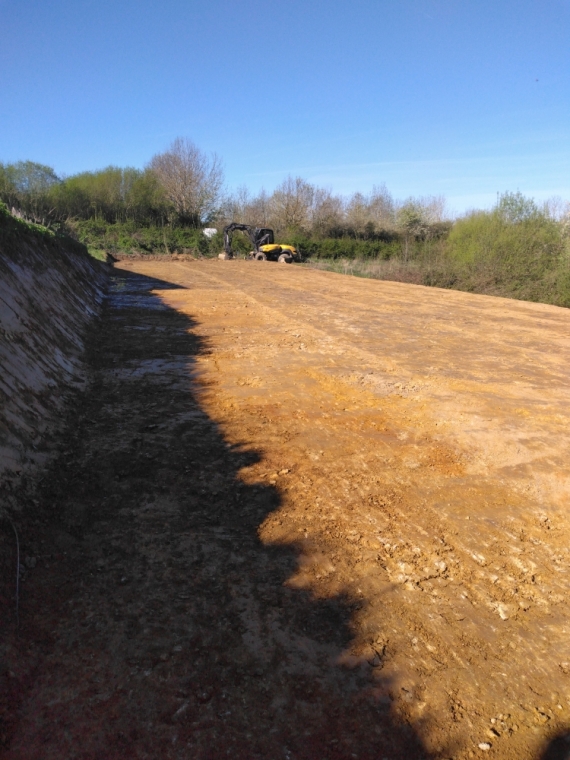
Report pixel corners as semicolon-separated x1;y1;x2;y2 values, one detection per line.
2;260;570;759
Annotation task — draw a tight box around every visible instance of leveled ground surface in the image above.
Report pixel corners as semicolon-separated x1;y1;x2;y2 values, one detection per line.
2;260;570;760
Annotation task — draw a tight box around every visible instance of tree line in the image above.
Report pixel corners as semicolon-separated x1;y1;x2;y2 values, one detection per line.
1;136;569;307
0;137;453;241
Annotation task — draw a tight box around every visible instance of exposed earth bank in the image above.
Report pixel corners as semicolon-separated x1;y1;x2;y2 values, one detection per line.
2;260;570;760
0;223;104;488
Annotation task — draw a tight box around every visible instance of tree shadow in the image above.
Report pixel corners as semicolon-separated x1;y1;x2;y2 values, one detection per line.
1;267;426;759
538;733;570;760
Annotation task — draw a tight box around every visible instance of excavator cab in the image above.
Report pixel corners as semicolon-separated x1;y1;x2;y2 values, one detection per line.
254;228;274;247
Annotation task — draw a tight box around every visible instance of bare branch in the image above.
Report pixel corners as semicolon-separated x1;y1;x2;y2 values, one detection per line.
148;138;224;225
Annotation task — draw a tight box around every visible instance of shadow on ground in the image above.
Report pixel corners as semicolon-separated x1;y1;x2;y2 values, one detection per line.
1;269;430;759
538;733;570;760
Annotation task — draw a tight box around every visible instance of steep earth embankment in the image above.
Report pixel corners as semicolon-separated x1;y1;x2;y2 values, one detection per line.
0;205;106;494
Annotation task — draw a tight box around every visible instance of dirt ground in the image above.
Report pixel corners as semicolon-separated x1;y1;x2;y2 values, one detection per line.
2;259;570;760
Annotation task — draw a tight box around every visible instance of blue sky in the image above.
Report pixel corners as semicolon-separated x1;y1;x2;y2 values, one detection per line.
1;0;568;213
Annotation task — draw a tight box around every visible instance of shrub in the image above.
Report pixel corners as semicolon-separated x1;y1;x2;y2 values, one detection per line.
447;204;565;301
68;220;222;257
291;235;401;261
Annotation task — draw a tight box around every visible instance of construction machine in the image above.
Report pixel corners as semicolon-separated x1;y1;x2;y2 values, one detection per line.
219;223;299;263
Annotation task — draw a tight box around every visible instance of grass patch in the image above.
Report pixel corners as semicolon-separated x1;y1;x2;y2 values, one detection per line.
0;201;88;258
87;247;109;262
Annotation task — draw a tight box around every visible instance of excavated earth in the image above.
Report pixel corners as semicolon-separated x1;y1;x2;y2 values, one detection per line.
2;259;570;760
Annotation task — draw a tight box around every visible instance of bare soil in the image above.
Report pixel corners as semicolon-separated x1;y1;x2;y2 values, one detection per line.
2;260;570;760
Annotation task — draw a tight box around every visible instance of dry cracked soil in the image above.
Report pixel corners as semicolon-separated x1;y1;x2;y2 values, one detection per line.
2;259;570;760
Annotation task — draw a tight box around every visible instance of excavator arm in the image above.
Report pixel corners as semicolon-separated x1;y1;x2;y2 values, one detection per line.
223;223;275;258
223;223;253;257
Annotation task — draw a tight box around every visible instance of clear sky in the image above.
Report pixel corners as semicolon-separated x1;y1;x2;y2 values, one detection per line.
1;0;569;213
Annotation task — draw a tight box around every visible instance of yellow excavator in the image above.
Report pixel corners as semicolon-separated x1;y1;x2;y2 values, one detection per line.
219;223;299;262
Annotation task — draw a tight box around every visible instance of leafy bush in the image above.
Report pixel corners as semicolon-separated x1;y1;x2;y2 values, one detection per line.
291;234;402;260
69;219;222;257
447;194;567;303
308;193;570;309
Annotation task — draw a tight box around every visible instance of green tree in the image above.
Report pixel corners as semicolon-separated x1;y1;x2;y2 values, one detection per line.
447;193;566;301
0;160;60;225
496;191;538;223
